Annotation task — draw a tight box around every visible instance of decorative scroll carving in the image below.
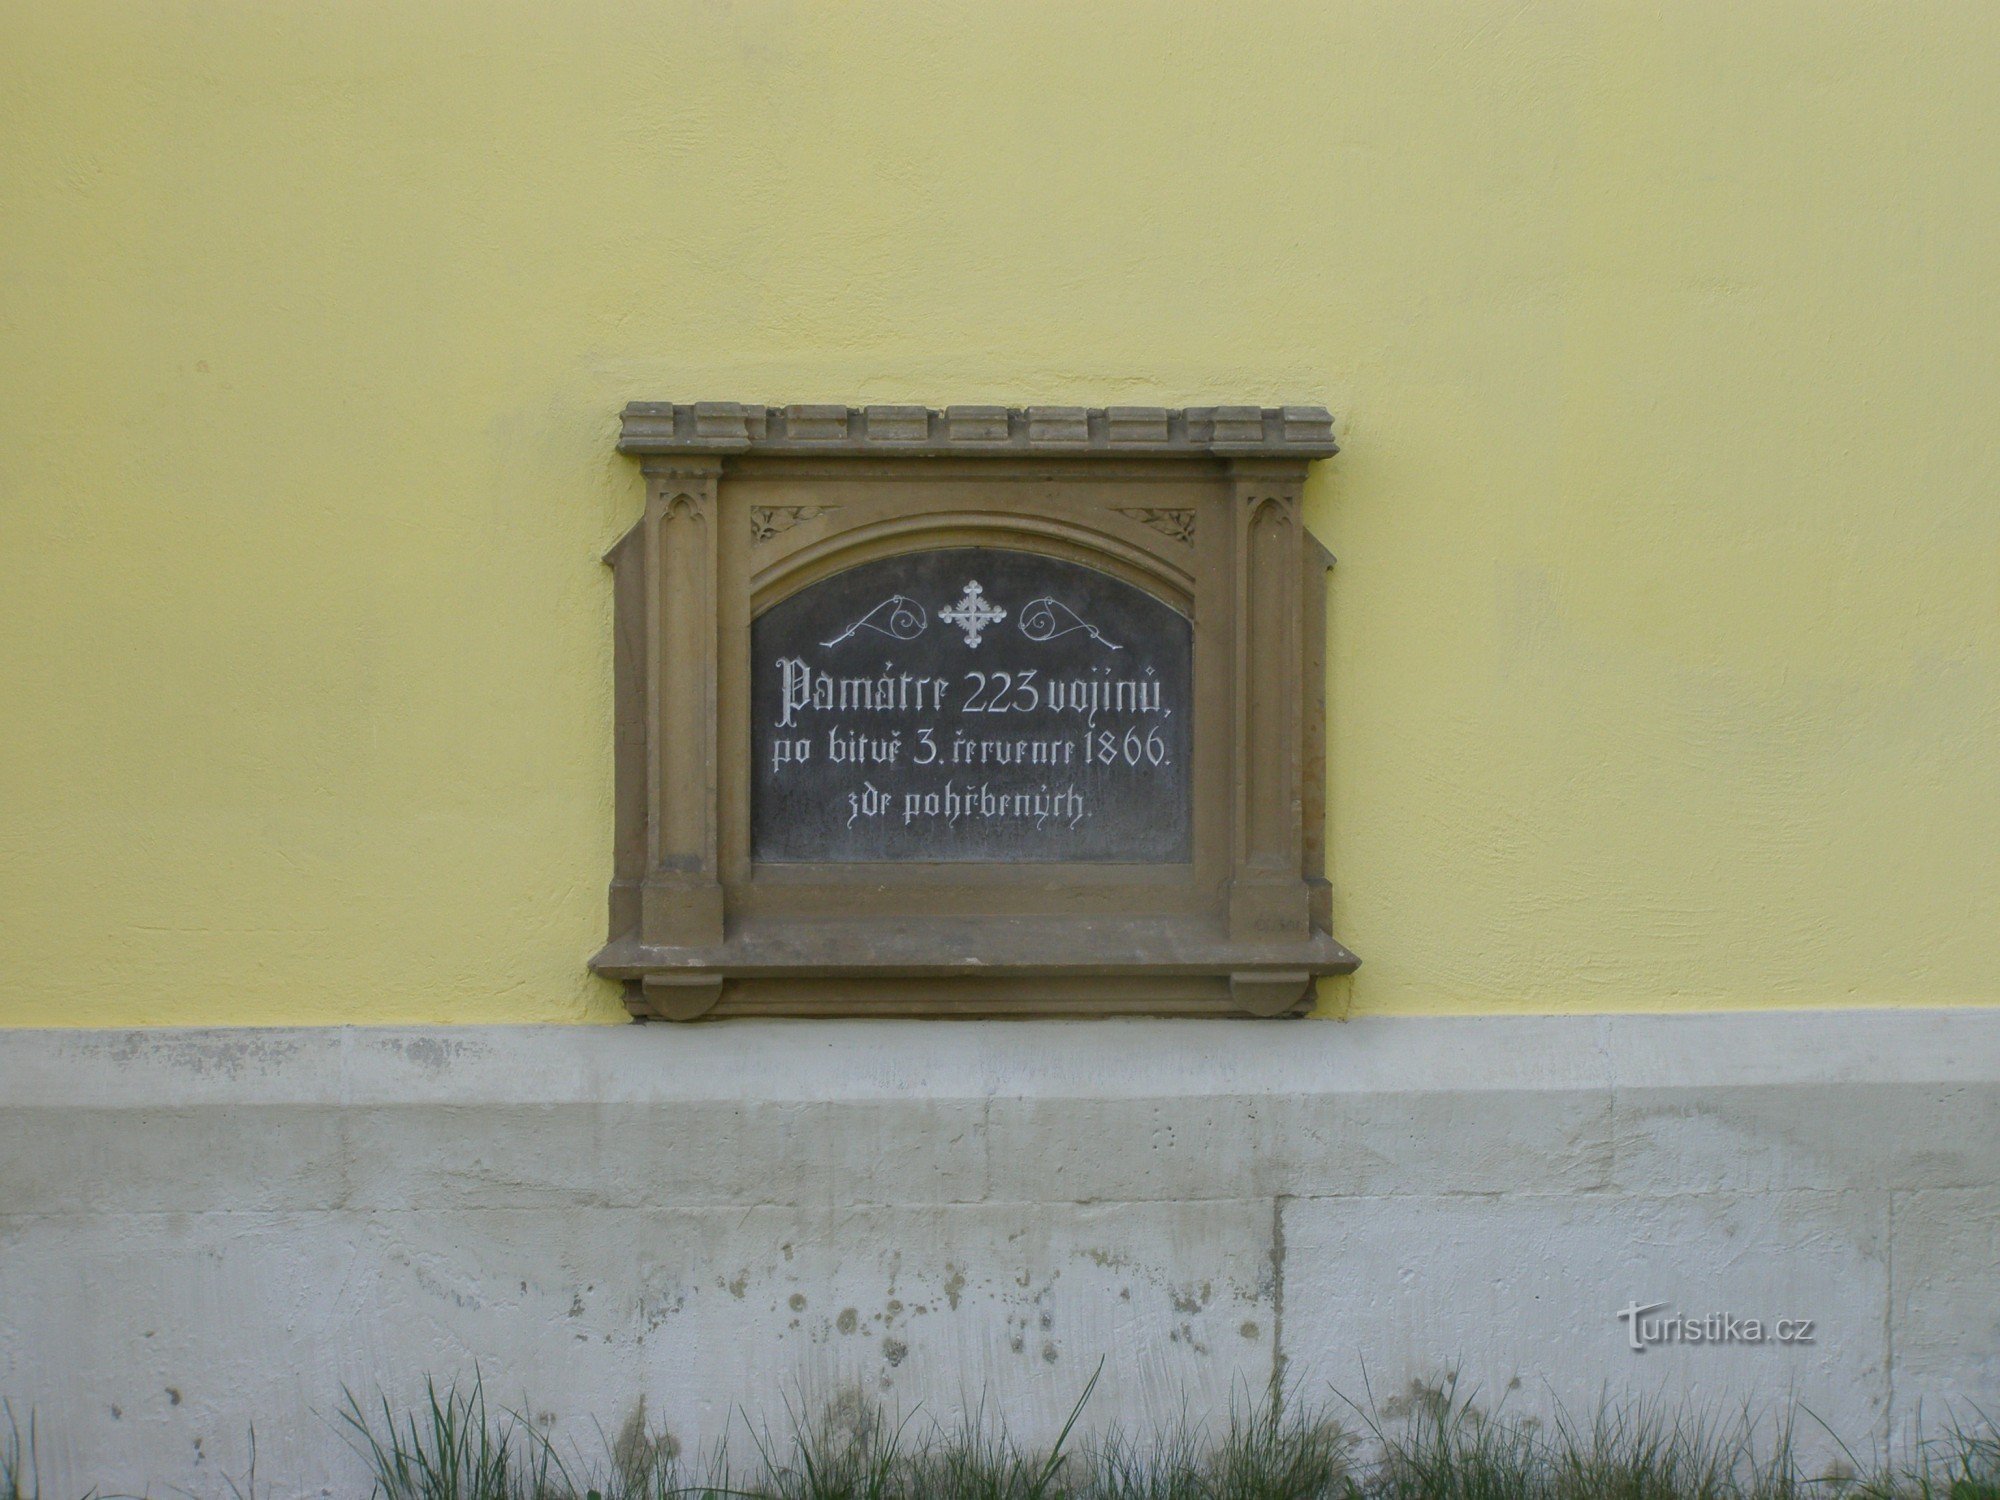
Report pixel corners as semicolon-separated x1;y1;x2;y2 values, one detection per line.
1018;596;1122;650
1116;507;1196;546
820;594;928;649
750;505;835;543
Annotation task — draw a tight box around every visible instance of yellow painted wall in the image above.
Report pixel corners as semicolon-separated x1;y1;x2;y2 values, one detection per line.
3;1;1996;1026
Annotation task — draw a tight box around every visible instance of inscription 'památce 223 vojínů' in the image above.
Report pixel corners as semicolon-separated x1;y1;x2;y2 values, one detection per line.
751;548;1193;862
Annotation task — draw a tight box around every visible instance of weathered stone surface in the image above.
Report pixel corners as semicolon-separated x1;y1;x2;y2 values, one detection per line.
0;1201;1274;1495
1;1011;1996;1495
0;1211;377;1495
1884;1186;2000;1445
343;1097;991;1211
2;1105;348;1215
1279;1189;1892;1464
981;1085;1615;1203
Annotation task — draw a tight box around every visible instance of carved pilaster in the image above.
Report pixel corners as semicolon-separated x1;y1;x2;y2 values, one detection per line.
640;458;725;959
1302;531;1336;937
1228;459;1310;943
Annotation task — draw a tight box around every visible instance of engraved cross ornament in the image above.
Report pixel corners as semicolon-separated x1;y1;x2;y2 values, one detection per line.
939;580;1008;647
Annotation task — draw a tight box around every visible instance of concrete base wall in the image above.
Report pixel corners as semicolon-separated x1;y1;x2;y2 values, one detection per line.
3;1011;1996;1494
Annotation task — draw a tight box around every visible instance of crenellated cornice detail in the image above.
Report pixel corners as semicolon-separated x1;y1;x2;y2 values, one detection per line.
617;403;1337;459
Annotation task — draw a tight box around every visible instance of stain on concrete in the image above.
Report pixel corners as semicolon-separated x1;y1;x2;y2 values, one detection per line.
640;1290;687;1335
943;1265;965;1310
836;1307;859;1335
789;1292;807;1312
1379;1376;1469;1425
103;1032;311;1082
390;1246;485;1314
882;1337;907;1367
612;1396;679;1478
817;1387;880;1452
388;1035;475;1074
1268;1195;1289;1412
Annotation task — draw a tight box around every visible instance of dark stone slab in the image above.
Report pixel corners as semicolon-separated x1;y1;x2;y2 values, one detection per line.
752;548;1193;862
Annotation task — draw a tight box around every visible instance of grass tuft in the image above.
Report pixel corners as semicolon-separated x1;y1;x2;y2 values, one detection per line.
339;1374;572;1500
2;1404;38;1500
15;1370;1997;1499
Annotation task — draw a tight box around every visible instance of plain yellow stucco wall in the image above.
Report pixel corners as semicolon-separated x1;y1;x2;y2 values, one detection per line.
3;2;1996;1025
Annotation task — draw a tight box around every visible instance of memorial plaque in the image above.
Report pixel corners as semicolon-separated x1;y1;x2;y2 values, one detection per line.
752;548;1193;862
596;401;1359;1020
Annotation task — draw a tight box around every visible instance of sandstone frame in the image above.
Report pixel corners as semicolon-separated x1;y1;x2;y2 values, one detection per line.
592;403;1358;1019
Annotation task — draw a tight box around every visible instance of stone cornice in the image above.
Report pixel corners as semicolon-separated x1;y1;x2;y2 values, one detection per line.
617;403;1337;458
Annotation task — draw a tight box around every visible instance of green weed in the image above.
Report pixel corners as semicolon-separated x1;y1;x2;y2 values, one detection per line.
11;1370;1997;1499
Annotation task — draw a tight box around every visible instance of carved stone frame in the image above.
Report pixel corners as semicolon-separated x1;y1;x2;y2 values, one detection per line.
593;404;1358;1019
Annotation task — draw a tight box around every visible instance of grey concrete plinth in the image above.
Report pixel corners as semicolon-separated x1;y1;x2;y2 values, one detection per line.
1;1011;1996;1494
